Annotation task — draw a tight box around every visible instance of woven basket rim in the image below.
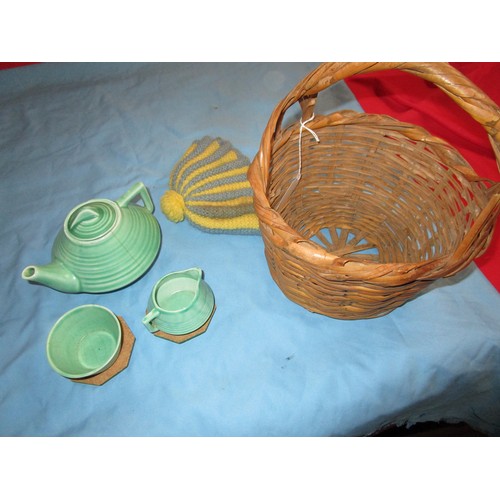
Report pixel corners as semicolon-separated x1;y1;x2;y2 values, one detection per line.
253;111;497;273
251;144;499;285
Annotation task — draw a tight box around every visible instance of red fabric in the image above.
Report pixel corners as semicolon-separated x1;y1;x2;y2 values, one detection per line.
0;62;39;70
346;63;500;291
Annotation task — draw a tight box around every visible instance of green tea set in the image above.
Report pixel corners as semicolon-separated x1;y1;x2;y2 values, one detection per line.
22;181;217;382
22;136;258;382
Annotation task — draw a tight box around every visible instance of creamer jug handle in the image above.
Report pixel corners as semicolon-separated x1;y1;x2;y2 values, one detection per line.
116;182;154;212
142;309;160;333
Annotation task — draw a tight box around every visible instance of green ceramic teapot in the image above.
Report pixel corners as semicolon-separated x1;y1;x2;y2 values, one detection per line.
22;182;161;293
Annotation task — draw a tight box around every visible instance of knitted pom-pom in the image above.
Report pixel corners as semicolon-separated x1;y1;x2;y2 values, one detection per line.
161;190;186;223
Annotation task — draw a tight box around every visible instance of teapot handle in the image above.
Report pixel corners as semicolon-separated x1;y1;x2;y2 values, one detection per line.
116;182;154;212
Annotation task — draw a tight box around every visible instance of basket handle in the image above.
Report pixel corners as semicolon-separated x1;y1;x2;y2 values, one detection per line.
270;62;500;173
250;63;500;268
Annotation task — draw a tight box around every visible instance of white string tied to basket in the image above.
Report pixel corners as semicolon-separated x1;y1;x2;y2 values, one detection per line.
275;114;320;211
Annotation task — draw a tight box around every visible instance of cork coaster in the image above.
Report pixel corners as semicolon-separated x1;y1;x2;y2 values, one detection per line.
152;305;216;343
72;316;135;386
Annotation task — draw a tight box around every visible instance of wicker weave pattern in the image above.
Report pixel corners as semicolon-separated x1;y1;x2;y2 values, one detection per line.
248;63;500;319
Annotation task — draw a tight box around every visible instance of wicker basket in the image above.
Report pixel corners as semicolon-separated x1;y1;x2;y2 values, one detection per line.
248;62;500;319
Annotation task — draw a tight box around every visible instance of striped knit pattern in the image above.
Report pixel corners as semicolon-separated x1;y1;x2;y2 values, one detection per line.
161;137;260;234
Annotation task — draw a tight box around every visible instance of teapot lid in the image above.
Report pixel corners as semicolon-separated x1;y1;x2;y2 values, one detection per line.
65;200;119;242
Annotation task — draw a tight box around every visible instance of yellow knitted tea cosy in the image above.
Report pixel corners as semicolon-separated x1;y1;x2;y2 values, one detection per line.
161;137;260;234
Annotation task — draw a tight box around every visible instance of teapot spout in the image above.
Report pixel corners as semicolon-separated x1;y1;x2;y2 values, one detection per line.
22;261;81;293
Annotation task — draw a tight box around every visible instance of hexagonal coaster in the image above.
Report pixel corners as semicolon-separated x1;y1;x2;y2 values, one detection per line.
72;316;135;386
153;305;216;344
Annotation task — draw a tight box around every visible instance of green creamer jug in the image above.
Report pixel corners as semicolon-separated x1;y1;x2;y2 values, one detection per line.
22;182;161;293
143;268;215;335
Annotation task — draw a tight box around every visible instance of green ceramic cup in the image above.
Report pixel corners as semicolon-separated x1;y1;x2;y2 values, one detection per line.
46;305;122;379
142;268;215;335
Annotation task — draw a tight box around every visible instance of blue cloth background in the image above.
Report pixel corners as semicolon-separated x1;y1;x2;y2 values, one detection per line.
1;62;499;436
